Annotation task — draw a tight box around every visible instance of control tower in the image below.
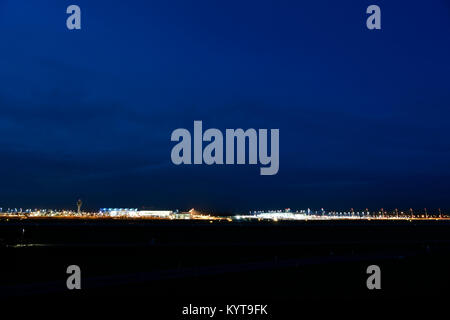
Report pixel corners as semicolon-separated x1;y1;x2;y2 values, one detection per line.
77;199;82;214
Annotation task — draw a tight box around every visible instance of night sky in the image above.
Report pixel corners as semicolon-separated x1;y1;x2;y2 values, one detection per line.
0;0;449;212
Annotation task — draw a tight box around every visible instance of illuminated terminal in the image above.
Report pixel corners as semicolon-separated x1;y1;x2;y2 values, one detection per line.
99;208;174;218
233;208;449;221
100;208;139;217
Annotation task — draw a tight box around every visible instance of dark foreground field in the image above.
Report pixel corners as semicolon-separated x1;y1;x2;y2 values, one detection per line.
1;219;450;316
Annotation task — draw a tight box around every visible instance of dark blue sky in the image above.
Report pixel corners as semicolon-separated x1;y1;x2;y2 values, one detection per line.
0;0;449;212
